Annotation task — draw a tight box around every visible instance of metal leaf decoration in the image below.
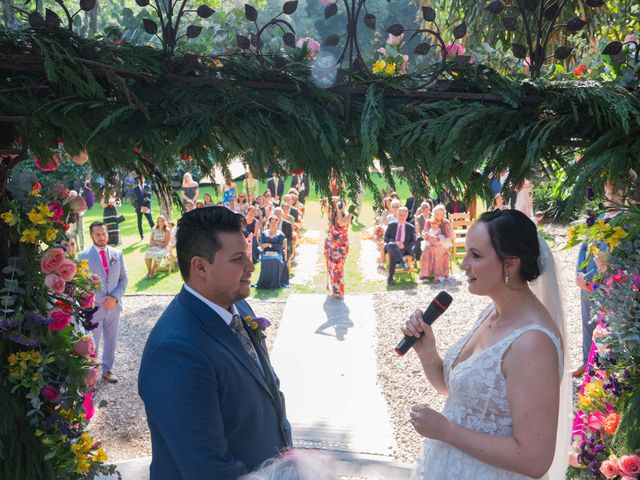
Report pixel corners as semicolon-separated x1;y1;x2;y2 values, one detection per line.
135;0;149;6
28;11;44;27
79;0;96;12
452;22;467;39
324;34;340;47
245;4;258;22
520;0;538;11
283;0;297;14
512;43;527;58
602;41;622;56
386;23;404;36
325;3;337;19
543;2;559;20
186;25;202;38
274;56;287;68
485;0;505;15
584;0;604;7
236;34;251;49
422;6;436;22
363;13;376;29
501;16;518;31
197;5;215;18
143;18;158;35
283;32;296;48
414;43;432;55
566;17;587;32
554;46;572;60
45;8;61;28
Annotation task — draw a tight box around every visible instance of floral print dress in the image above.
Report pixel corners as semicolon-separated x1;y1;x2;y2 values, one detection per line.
324;221;349;297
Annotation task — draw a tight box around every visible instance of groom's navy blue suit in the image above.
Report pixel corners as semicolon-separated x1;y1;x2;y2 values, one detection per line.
138;287;291;480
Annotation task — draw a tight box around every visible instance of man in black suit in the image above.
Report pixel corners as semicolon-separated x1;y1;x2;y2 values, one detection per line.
290;172;309;204
267;173;284;203
384;207;416;286
133;174;154;240
445;196;467;217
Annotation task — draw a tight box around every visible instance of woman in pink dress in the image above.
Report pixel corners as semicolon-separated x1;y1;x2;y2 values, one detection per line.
419;205;454;281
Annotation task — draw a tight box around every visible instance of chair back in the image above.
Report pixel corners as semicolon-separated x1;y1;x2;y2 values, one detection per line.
449;212;470;223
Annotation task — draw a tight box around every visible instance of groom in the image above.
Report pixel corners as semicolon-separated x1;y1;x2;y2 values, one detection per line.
138;206;292;480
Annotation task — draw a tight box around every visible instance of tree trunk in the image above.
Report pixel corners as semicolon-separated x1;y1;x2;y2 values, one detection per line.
2;0;14;26
158;190;173;222
88;0;98;37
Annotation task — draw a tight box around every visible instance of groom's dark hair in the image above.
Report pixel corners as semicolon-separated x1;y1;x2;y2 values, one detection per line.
176;206;245;281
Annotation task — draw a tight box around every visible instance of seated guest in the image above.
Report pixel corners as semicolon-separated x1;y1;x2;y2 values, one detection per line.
489;193;509;211
260;190;274;219
383;207;416;286
195;199;205;209
256;216;289;289
184;200;195;213
413;201;433;259
282;194;299;223
244;206;261;263
144;215;171;278
237;193;249;216
379;197;393;226
203;193;214;206
445;195;467;216
287;189;304;220
419;204;454;282
386;199;401;224
273;207;294;260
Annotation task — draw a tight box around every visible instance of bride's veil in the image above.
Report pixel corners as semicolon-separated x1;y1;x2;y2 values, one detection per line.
530;236;571;480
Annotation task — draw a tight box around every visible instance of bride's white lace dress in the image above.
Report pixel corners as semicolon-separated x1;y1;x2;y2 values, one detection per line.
410;306;563;480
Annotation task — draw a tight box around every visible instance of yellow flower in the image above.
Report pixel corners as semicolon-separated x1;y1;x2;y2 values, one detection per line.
37;204;53;218
214;59;223;68
587;243;599;258
578;393;592;409
566;226;576;243
584;380;605;399
385;62;396;75
76;460;90;474
8;353;17;365
0;211;18;226
45;228;58;242
93;448;108;463
27;208;47;225
29;351;42;363
372;60;386;74
20;228;39;244
250;321;259;330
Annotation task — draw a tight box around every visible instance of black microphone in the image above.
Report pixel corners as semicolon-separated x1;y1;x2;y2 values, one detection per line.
394;291;453;356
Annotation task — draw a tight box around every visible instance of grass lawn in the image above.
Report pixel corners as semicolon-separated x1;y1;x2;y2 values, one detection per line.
79;175;419;296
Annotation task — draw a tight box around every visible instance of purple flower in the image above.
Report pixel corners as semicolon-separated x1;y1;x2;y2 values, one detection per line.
4;332;38;347
586;210;595;227
586;186;595;201
254;316;271;330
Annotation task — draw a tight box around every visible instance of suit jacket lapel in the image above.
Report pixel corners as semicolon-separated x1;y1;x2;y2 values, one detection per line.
178;288;276;404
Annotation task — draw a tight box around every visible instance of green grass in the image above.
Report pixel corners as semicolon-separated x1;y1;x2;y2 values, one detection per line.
79;175;421;296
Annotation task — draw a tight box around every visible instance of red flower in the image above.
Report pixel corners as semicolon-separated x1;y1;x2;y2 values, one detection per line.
35;154;60;172
30;180;42;195
42;385;60;402
54;300;74;313
48;308;72;331
574;64;587;77
47;201;64;222
603;412;620;435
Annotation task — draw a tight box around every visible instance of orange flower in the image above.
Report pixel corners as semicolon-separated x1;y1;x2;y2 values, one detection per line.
574;64;587;77
603;412;620;435
30;180;42;196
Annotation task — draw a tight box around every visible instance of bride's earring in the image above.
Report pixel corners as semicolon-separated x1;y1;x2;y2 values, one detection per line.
504;273;510;286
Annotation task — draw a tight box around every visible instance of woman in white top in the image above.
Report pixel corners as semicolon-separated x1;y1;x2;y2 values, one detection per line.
144;215;171;278
403;209;570;480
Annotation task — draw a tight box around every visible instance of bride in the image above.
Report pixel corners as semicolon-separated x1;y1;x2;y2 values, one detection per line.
403;209;571;479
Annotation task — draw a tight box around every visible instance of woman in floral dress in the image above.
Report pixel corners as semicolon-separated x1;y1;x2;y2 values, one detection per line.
324;198;352;300
419;204;454;281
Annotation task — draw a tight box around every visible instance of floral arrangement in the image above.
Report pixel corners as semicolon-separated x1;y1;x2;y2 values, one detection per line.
0;172;117;478
296;37;320;61
244;315;271;346
565;186;640;479
372;33;409;77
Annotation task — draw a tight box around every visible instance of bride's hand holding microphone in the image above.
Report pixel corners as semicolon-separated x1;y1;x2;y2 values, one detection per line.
401;309;437;360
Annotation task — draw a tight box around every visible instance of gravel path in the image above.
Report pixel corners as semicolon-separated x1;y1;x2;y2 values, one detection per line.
89;225;583;468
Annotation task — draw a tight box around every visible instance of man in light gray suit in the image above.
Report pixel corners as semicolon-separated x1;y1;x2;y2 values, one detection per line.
78;221;128;383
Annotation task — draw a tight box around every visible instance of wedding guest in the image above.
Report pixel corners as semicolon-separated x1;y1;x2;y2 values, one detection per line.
414;201;433;259
237;193;249;216
61;236;78;256
240;450;338;480
290;171;309;204
222;177;238;206
244;169;259;204
267;172;284;203
273;207;294;262
419;204;454;282
195;199;205;209
324;198;352;300
257;216;289;289
386;199;401;225
489;193;509;211
403;209;569;480
445;195;467;216
68;190;87;250
282;194;298;223
144;215;171;279
515;178;534;218
78;222;128;384
244;206;261;263
180;172;199;205
184;200;195;213
139;207;291;479
100;192;122;246
384;207;416;286
133;174;155;241
203;193;214;206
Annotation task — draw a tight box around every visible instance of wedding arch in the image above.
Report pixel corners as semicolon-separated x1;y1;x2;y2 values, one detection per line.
1;0;639;477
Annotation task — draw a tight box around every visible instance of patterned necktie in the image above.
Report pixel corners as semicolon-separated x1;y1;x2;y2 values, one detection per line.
99;249;109;276
230;315;263;372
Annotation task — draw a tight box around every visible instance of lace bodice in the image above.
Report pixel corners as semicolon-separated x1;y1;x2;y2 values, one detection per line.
411;305;563;480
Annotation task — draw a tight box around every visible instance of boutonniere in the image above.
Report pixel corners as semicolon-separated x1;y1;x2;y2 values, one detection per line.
244;315;271;345
109;255;117;266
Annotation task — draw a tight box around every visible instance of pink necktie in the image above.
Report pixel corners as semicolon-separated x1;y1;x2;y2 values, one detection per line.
396;224;404;242
99;249;109;277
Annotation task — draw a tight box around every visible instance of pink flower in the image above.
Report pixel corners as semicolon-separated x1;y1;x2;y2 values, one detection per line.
624;34;638;44
84;366;99;388
73;335;96;357
568;451;581;467
35;154;60;172
444;42;465;58
618;454;640;476
378;47;387;57
400;54;409;74
41;248;66;274
620;476;636;480
79;292;95;309
295;37;321;60
387;33;404;46
50;183;70;199
48;308;72;331
47;201;64;222
44;273;66;294
42;385;60;402
66;195;87;213
593;324;609;339
600;459;620;478
587;411;605;431
55;259;77;282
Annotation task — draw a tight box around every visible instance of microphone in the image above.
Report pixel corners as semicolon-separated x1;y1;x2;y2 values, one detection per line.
394;291;453;356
